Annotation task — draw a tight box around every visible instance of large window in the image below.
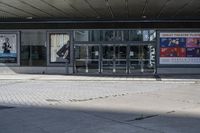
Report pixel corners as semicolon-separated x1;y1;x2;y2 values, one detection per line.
20;31;46;66
90;30;123;42
149;30;156;41
50;33;70;63
103;30;122;41
129;30;143;41
74;31;89;41
74;30;156;42
91;30;102;42
125;30;156;42
0;33;17;63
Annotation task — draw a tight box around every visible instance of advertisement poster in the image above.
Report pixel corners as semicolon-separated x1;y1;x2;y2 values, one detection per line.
160;32;200;64
160;38;186;48
187;48;200;57
186;38;200;48
160;48;186;57
50;34;70;63
0;34;17;63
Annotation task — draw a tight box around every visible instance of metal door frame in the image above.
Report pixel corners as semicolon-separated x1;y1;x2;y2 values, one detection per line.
101;43;128;74
74;42;156;75
128;43;156;74
101;44;114;74
74;44;100;74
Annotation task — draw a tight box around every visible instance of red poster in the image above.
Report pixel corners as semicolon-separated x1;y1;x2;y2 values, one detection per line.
160;48;186;57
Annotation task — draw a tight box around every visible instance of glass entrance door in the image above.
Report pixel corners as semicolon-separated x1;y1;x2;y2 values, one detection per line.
75;45;87;73
101;44;127;74
129;45;141;73
75;44;100;74
75;43;155;75
115;45;127;74
87;45;100;73
101;45;114;73
142;45;155;73
129;44;155;74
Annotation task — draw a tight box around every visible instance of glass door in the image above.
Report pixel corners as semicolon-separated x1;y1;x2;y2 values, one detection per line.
129;45;141;73
101;45;114;74
101;44;127;74
115;45;127;74
129;44;155;74
75;43;155;75
142;44;155;73
75;44;100;74
87;45;100;73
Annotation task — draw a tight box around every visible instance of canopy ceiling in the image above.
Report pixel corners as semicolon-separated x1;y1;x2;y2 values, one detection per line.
0;0;199;21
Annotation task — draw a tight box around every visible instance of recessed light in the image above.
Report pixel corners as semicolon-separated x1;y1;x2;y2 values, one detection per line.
26;16;33;19
142;15;147;19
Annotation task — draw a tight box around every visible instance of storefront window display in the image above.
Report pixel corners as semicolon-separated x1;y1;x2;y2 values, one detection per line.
50;33;70;63
0;33;17;63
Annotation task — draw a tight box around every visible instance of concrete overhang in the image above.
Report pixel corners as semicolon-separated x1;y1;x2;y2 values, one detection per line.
0;0;199;21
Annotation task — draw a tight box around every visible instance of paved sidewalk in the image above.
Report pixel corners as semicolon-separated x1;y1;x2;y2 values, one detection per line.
0;76;200;133
0;80;168;107
0;74;200;82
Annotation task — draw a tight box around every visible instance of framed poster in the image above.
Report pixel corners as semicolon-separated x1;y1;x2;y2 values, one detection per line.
0;34;17;63
50;33;70;63
159;32;200;64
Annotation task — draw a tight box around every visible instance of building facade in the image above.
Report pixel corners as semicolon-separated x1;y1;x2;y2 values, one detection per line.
0;0;200;75
0;21;200;75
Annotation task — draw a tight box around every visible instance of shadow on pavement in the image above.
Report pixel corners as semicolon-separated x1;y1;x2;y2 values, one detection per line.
21;73;200;80
159;74;200;80
0;105;200;133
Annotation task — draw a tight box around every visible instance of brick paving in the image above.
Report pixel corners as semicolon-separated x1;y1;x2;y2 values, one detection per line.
0;79;195;107
0;77;200;133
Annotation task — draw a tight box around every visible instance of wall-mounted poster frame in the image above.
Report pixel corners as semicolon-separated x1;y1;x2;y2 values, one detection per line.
47;31;72;66
158;31;200;66
0;31;20;66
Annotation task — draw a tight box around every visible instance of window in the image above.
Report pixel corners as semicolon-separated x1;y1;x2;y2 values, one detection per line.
20;31;46;66
50;33;70;63
75;30;89;41
0;33;17;63
124;30;156;42
143;30;150;41
149;30;156;41
103;30;122;41
129;30;143;41
91;30;102;42
73;30;156;42
123;30;129;41
143;30;157;41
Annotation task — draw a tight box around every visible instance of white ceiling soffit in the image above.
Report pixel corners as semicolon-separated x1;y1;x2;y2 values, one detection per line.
0;0;199;20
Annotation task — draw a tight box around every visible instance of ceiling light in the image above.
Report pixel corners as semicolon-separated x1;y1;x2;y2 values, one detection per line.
142;15;147;19
26;16;33;19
